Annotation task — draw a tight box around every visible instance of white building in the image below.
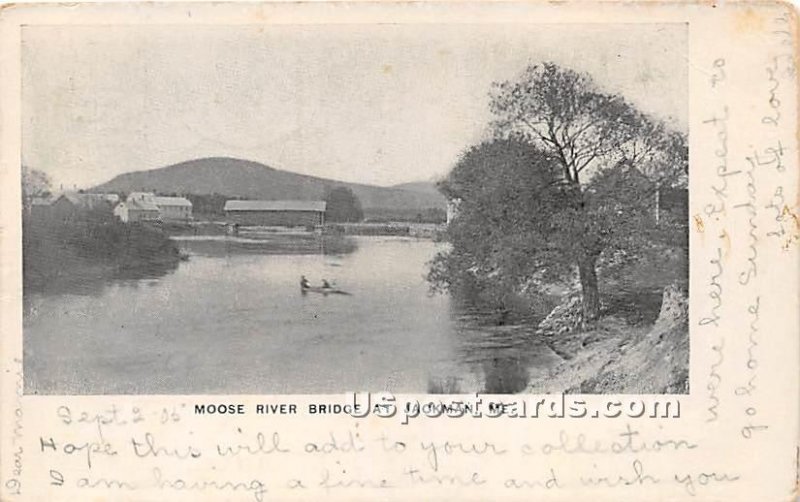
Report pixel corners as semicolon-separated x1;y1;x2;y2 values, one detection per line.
446;198;461;225
121;192;193;222
152;196;193;221
113;198;160;222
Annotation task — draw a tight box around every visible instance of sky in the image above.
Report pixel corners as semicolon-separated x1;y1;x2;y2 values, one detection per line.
22;23;687;190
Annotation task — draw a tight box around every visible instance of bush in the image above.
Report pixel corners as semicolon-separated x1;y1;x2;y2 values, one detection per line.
23;212;180;291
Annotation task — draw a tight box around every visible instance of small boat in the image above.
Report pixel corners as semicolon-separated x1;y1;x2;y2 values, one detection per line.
301;285;351;295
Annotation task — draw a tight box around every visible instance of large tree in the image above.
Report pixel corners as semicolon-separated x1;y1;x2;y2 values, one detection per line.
431;138;668;317
485;62;686;320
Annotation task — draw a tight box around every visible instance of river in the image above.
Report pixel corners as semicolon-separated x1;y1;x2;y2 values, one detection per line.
23;233;559;394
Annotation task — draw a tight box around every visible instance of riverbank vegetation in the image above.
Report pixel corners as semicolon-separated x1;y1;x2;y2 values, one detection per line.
429;62;688;393
23;204;180;293
324;186;364;222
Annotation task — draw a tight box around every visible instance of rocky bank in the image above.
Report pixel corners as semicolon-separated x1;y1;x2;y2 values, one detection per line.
527;284;689;394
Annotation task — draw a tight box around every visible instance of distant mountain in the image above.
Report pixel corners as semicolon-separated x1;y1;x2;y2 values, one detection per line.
93;157;446;211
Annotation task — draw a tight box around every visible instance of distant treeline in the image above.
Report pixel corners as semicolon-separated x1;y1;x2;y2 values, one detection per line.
363;207;446;224
183;193;236;217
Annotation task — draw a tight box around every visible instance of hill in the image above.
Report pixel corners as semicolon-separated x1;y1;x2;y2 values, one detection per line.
93;157;447;211
390;181;442;196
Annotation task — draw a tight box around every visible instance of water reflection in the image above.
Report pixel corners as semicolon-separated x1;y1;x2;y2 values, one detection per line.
426;300;558;394
23;235;557;394
23;258;181;299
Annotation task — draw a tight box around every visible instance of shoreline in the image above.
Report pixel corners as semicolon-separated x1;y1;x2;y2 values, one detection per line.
23;218;182;294
526;287;689;395
163;220;444;239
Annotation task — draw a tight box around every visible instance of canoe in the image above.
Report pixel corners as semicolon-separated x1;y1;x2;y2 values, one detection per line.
301;286;351;295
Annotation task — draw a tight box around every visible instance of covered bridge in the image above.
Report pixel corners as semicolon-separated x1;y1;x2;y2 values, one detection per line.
223;200;327;227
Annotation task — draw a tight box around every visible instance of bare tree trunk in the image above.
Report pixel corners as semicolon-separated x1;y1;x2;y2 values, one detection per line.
578;254;601;322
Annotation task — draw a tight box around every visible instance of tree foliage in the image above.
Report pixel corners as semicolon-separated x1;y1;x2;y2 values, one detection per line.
433;62;687;321
429;140;567;300
325;186;364;223
185;193;234;217
21;166;52;200
490;62;687;188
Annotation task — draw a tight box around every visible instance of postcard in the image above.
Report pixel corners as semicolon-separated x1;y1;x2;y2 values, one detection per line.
0;1;797;500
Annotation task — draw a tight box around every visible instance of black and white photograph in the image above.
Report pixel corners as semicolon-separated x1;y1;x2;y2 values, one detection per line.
21;23;689;395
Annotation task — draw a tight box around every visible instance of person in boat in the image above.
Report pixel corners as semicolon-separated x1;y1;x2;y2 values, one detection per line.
300;275;310;289
321;279;332;289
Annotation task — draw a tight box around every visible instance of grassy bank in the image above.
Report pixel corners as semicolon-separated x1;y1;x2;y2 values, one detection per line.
23;215;181;292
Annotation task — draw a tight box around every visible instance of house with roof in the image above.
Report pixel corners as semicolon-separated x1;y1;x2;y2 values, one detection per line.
223;200;326;227
113;197;160;223
122;192;193;222
49;192;120;222
28;197;54;219
446;198;461;225
152;196;193;221
127;192;154;202
655;187;688;224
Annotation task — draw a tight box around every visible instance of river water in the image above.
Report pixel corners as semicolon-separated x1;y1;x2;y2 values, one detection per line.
24;233;559;394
